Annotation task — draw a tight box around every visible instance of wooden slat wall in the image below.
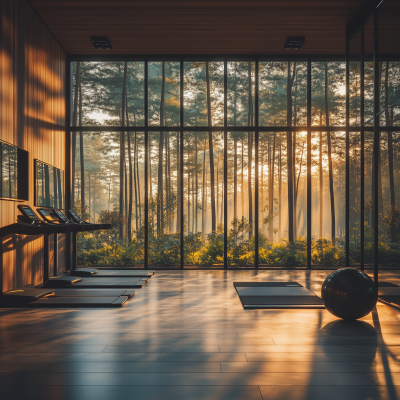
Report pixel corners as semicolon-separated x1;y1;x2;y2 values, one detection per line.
0;0;66;292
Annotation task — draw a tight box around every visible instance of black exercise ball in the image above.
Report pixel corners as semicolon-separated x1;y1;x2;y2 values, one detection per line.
321;268;378;320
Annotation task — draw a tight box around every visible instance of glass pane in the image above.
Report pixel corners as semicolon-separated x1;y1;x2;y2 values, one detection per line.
227;62;255;127
293;131;308;266
310;132;345;267
312;62;346;126
259;131;307;266
259;61;307;127
149;131;180;267
183;131;224;267
184;62;224;126
348;29;361;127
74;132;145;267
227;132;255;266
379;132;400;266
148;62;180;126
72;61;145;126
379;61;400;127
258;132;286;261
0;142;18;199
379;1;400;127
364;131;374;265
349;132;361;266
364;16;374;127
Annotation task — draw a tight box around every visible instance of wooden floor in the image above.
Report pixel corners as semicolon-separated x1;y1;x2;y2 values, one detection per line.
1;270;400;400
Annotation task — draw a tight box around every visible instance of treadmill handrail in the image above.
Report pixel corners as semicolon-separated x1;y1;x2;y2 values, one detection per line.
0;222;71;236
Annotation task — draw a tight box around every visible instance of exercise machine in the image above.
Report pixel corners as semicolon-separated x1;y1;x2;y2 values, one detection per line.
0;206;134;307
55;209;153;279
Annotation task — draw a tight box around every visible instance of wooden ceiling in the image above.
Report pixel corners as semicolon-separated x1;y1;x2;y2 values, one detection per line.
29;0;398;55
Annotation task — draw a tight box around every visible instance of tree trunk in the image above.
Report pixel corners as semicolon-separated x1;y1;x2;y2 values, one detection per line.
126;90;133;243
176;131;180;233
72;62;81;208
385;61;396;242
94;173;96;223
241;140;244;218
167;132;172;232
108;169;112;212
202;141;206;239
149;138;154;231
137;135;142;229
187;170;190;234
134;132;138;231
192;167;195;233
216;155;219;228
248;62;253;235
88;172;91;221
325;62;336;245
234;137;238;228
125;161;128;236
261;141;264;234
195;135;198;233
269;133;276;242
157;62;165;235
319;129;323;239
79;82;85;214
278;142;282;242
165;131;169;232
206;62;216;231
119;61;127;240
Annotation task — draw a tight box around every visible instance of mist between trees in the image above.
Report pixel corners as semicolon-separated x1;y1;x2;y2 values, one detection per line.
71;60;400;267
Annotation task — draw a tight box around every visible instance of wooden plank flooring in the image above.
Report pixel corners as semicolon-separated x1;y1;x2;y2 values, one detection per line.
1;269;400;399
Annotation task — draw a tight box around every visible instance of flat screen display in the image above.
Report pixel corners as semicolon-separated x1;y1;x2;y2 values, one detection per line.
70;211;79;219
37;208;53;221
23;207;35;216
55;210;68;220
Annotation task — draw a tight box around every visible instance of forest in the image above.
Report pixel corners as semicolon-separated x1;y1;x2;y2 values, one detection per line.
71;60;400;267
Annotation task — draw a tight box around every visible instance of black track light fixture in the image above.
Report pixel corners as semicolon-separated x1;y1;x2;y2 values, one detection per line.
284;36;305;50
91;37;112;50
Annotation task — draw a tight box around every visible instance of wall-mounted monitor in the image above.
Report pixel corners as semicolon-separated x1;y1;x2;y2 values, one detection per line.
34;160;64;209
0;140;29;201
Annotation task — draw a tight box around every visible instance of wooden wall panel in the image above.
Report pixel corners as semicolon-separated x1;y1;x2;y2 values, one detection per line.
0;0;66;292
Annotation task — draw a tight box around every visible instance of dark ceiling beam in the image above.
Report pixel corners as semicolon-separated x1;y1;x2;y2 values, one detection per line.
346;0;383;43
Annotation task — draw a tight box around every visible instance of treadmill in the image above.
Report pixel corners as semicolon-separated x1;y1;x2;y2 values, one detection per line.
60;209;154;279
0;206;134;307
31;208;150;288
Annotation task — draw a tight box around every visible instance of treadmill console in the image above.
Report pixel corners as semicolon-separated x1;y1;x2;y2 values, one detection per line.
36;208;56;223
52;209;70;224
17;205;41;224
68;210;83;224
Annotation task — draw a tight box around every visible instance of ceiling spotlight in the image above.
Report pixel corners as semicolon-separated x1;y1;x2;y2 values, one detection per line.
284;37;305;50
91;37;112;50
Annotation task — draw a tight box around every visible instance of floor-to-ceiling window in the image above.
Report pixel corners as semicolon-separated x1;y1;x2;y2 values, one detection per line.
69;34;400;269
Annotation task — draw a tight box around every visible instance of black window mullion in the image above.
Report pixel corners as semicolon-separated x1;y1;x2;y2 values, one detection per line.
360;25;365;272
373;9;379;285
254;59;259;269
307;58;312;269
180;59;184;269
144;58;149;269
224;59;228;269
345;41;350;268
